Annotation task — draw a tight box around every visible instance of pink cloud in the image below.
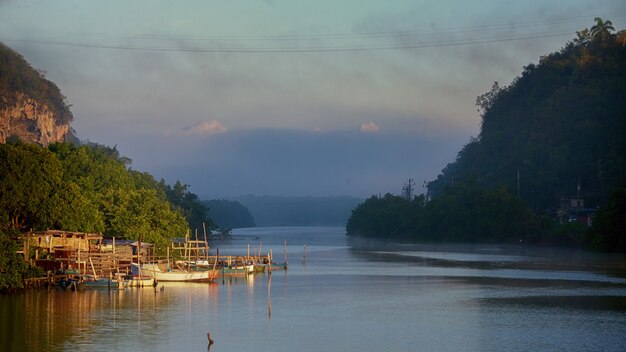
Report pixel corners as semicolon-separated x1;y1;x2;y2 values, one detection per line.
180;120;228;135
359;122;379;133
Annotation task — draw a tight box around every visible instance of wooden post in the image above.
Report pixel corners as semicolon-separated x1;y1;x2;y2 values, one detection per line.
267;271;272;320
283;240;288;265
203;222;208;261
23;233;28;261
77;240;81;274
184;229;189;263
195;228;199;264
89;257;98;279
303;243;307;260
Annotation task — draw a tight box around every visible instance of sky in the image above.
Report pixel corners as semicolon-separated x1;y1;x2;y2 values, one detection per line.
1;1;625;198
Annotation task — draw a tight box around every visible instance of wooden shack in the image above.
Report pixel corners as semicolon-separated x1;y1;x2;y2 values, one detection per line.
22;230;103;257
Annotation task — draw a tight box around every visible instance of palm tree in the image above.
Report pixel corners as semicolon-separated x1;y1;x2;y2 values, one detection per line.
590;17;615;41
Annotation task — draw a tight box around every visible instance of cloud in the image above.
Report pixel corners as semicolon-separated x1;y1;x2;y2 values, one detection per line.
179;120;228;136
359;122;380;133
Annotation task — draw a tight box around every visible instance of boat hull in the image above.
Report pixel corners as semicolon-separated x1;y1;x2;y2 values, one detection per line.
83;277;128;290
135;263;217;282
126;276;156;287
219;264;255;276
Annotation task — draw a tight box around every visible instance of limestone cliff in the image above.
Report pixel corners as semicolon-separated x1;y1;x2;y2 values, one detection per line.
0;93;72;145
0;43;75;146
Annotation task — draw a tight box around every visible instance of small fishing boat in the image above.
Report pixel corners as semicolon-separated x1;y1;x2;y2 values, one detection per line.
132;263;218;282
82;275;128;290
219;264;255;276
125;275;156;287
266;262;288;271
253;264;266;273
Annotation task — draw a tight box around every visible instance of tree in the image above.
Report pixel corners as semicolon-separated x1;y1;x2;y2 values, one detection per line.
590;17;615;41
164;180;214;231
401;178;415;200
586;188;626;252
0;142;63;231
101;188;188;252
475;81;502;115
0;232;28;290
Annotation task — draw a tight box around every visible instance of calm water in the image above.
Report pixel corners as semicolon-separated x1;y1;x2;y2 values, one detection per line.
2;227;626;351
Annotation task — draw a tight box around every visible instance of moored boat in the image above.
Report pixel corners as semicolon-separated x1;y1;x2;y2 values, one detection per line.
132;263;218;282
125;275;156;287
219;264;255;276
266;262;288;271
82;275;128;290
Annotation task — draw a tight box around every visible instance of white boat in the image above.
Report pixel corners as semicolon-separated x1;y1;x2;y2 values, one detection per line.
126;275;156;287
131;263;217;282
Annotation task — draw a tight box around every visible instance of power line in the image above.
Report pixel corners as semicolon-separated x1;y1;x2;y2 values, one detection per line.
1;11;624;53
0;31;576;53
26;12;626;42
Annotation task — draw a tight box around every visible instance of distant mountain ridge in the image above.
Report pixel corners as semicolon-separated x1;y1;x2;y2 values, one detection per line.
226;195;363;227
203;199;256;229
347;21;626;251
0;43;75;145
427;28;626;211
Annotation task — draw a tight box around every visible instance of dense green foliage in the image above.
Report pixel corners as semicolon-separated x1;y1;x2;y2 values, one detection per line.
164;181;215;232
0;232;28;291
0;141;190;250
204;199;256;229
586;188;626;252
429;27;626;211
347;183;545;244
347;22;626;250
0;43;72;123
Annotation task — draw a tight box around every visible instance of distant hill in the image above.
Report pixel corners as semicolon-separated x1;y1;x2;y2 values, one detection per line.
0;42;76;145
204;199;256;229
347;21;626;250
232;195;363;227
426;27;626;211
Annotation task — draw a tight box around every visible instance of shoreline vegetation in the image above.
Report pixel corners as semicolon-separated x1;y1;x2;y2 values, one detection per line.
0;141;215;291
347;19;626;254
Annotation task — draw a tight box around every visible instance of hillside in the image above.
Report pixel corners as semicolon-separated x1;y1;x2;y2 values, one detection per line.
428;26;626;211
347;20;626;250
204;199;256;229
0;43;75;145
0;43;213;253
234;195;363;227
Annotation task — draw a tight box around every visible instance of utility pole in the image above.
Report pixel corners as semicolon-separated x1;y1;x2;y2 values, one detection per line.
402;178;415;200
517;169;520;199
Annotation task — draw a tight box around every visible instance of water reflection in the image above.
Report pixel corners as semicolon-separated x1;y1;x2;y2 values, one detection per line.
0;286;177;351
3;227;626;352
479;295;626;311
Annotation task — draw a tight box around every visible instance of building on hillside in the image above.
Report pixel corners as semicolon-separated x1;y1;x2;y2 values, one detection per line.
557;197;596;227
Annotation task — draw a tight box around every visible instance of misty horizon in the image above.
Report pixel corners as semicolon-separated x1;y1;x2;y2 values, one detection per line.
1;1;624;198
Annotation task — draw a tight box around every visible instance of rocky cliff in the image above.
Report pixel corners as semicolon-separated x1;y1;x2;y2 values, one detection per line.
1;43;74;146
0;93;72;145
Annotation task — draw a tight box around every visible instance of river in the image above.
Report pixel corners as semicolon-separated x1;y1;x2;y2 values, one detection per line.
2;226;626;351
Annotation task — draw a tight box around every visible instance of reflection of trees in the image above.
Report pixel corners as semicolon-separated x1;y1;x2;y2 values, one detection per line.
3;277;280;350
4;287;176;350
